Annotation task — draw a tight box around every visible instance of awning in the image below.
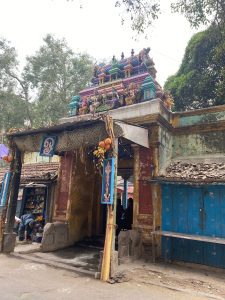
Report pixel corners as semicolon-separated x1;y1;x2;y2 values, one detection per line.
11;120;149;153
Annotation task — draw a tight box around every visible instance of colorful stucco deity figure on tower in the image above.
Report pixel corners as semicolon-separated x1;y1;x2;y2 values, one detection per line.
111;87;121;109
141;76;156;101
79;97;88;115
98;67;106;85
139;48;156;79
69;95;81;116
125;82;138;105
69;48;165;117
89;90;101;113
109;56;121;81
163;91;174;111
124;59;133;78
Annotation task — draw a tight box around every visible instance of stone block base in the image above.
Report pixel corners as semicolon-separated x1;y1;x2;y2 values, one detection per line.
2;232;16;253
99;250;118;278
41;222;69;252
118;230;142;263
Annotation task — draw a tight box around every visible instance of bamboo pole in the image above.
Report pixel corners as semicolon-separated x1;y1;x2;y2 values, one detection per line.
100;139;118;281
100;204;114;281
100;115;118;282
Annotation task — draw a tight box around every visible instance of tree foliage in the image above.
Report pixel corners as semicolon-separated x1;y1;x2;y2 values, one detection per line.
114;0;225;34
115;0;160;35
24;34;94;126
0;35;94;131
164;26;225;111
0;38;30;131
171;0;225;29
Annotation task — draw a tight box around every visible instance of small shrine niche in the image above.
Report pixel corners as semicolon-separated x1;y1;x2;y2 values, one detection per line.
141;76;156;101
69;48;172;117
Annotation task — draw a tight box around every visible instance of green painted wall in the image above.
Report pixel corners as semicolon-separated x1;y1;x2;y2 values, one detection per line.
177;111;225;127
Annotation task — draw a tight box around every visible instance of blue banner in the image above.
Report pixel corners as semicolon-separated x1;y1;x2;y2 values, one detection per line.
101;158;115;204
0;171;11;206
122;179;128;210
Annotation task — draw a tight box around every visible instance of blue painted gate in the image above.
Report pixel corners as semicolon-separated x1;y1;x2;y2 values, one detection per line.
162;184;225;268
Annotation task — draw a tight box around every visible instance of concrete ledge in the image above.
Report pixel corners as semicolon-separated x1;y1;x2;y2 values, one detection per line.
60;99;170;124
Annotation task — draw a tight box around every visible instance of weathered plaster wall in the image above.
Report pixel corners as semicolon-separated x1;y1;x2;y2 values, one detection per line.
158;126;173;173
42;151;102;251
172;130;225;159
23;152;59;164
67;150;102;244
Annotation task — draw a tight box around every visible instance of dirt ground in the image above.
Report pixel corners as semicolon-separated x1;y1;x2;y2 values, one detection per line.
118;261;225;299
0;253;216;300
6;243;225;300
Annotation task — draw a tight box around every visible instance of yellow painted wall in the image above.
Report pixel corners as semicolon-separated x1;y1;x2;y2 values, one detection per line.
23;152;59;164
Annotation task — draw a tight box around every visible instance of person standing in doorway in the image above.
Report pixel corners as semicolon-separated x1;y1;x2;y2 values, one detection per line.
124;198;133;230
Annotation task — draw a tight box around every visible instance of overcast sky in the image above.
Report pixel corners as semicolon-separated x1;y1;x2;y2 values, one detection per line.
0;0;203;85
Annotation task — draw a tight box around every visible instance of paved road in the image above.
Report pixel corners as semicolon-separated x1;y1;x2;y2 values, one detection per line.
0;254;212;300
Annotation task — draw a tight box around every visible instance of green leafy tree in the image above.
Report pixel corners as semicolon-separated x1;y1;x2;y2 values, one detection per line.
114;0;225;34
164;26;225;110
171;0;225;29
115;0;160;35
0;91;28;130
0;38;31;130
24;34;94;126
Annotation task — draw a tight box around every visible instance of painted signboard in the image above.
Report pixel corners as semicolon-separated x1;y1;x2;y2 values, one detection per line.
101;158;115;204
40;136;58;157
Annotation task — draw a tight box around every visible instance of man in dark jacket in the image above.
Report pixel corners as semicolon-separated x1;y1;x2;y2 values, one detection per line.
18;213;35;241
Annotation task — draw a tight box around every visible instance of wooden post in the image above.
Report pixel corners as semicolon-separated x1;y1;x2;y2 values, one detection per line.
101;138;118;282
0;144;16;251
5;146;22;233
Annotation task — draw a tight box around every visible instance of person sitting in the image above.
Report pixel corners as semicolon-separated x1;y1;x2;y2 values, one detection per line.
18;213;35;241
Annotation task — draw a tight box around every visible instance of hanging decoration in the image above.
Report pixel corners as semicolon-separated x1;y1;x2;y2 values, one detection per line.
93;137;112;170
0;144;12;163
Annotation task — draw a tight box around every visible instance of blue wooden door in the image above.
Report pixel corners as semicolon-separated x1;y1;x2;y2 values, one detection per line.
162;184;225;268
